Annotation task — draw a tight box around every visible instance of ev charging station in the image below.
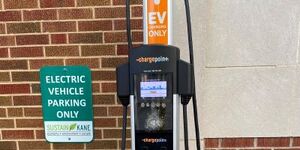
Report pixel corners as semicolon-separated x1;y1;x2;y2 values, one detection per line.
117;0;200;149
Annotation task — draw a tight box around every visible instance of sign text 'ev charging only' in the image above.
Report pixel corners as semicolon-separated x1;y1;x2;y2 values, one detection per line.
147;0;169;44
148;11;167;37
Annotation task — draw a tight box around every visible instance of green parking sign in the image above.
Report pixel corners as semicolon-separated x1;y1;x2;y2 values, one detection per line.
40;66;93;143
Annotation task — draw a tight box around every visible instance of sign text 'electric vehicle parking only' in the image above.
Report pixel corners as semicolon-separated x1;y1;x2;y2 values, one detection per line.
40;66;93;143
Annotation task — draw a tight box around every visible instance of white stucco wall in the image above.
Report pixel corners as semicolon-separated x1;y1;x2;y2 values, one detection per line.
174;0;300;142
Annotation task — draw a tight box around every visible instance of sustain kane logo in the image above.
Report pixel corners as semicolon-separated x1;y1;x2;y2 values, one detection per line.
136;56;169;63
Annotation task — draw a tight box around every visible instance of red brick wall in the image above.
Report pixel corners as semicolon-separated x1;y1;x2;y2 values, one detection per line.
0;0;142;149
204;137;300;149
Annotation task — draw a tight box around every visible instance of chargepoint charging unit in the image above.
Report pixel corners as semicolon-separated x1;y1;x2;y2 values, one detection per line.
116;0;200;149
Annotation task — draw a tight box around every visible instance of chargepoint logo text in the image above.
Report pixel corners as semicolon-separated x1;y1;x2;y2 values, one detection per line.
136;56;169;64
142;138;167;143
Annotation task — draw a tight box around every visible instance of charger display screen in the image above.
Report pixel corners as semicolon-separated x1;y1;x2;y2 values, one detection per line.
140;81;167;98
135;73;173;132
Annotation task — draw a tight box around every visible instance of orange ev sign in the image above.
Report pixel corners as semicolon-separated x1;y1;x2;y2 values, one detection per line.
147;0;169;45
